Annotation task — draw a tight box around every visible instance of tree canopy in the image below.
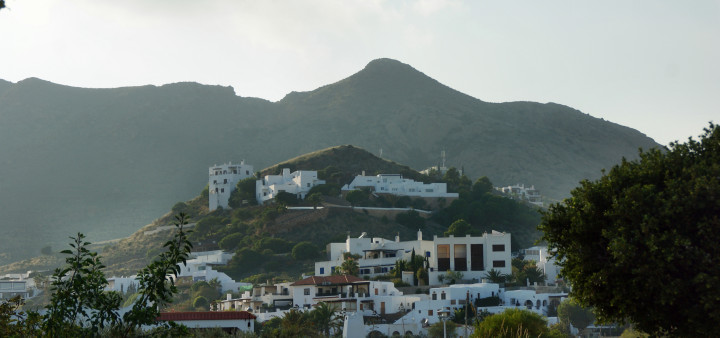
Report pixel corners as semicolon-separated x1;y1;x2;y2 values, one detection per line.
539;123;720;336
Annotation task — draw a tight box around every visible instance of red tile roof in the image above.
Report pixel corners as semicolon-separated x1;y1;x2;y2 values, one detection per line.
157;311;256;321
291;275;366;286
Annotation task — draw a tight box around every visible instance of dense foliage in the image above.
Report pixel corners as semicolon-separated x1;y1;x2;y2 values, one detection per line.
539;123;720;336
472;308;562;338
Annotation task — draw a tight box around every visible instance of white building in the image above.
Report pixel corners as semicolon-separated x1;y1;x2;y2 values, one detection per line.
0;280;28;300
342;174;459;200
315;231;512;285
521;246;561;284
176;251;251;292
209;161;255;211
256;168;325;204
496;183;543;207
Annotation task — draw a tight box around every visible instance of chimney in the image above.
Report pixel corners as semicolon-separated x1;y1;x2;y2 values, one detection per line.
417;230;422;241
362;170;365;176
226;293;232;301
283;168;290;178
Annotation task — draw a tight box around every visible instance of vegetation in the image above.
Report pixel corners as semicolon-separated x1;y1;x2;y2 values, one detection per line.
557;298;595;336
0;213;193;336
228;177;258;208
428;319;457;338
539;123;720;336
472;308;563;338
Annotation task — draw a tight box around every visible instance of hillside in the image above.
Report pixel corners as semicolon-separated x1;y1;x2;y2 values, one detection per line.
0;58;659;264
0;146;540;278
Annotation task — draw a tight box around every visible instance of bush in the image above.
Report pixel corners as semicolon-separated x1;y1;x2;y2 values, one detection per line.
219;233;244;251
256;237;294;254
193;296;209;310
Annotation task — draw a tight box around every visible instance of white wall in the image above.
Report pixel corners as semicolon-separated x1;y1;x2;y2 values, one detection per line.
209;161;254;211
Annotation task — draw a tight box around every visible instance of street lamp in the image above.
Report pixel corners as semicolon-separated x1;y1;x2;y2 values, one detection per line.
438;309;451;338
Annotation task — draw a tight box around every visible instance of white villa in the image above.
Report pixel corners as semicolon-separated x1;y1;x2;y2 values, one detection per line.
208;161;254;211
256;168;325;204
315;230;512;285
521;246;561;284
496;183;543;207
342;174;459;202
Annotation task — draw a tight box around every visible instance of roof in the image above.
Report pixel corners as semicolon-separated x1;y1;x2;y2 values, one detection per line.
291;275;366;286
157;311;256;321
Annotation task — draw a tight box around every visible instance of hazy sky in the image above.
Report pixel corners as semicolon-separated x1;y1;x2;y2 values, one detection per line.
1;0;717;145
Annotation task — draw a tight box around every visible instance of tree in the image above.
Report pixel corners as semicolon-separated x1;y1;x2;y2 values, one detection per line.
445;219;472;237
228;177;258;208
310;302;342;336
539;123;720;336
306;192;323;209
483;269;507;284
472;308;557;338
557;298;594;336
2;213;193;336
471;176;494;198
338;254;360;276
345;189;368;207
274;191;299;206
218;233;244;251
428;319;457;338
291;241;320;261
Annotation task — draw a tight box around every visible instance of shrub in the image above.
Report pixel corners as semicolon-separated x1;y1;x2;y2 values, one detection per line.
291;242;320;261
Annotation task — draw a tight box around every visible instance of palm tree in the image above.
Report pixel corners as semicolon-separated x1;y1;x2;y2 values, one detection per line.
484;269;507;284
279;309;315;337
311;302;342;336
339;258;359;276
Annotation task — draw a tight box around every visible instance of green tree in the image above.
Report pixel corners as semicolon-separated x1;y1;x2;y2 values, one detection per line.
539;123;720;336
218;233;244;251
472;308;556;338
228;177;258;208
471;176;494;199
339;258;359;277
345;189;369;207
483;269;507;284
278;309;315;337
192;296;209;310
557;298;594;337
274;191;299;206
291;241;320;261
445;219;472;237
310;302;342;336
307;192;323;209
428;319;457;338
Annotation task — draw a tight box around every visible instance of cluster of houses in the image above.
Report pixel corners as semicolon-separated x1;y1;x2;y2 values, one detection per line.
1;161;561;336
207;232;564;336
208;161;459;211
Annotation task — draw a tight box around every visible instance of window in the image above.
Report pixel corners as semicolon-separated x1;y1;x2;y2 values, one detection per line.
320;267;325;274
428;310;433;316
451;300;456;305
437;245;450;271
492;244;505;252
493;260;506;268
224;179;228;184
441;292;446;300
246;170;249;175
471;244;484;271
304;288;310;295
432;293;437;300
307;183;310;187
213;180;217;184
221;188;225;193
426;189;433;192
454;244;467;271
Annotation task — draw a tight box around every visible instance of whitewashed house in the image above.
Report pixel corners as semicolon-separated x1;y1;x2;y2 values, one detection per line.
342;173;459;201
521;246;561;284
496;183;543;207
315;230;512;285
255;168;325;204
208;161;254;211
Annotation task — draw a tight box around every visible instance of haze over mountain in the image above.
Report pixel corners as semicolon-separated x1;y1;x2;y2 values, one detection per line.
0;58;659;264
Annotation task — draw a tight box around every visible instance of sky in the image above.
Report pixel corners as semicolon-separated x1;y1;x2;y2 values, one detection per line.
1;0;718;146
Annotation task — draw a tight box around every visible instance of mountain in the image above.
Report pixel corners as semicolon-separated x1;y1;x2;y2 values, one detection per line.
0;58;659;264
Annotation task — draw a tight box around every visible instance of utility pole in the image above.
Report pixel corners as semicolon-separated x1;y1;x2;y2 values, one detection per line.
465;291;469;338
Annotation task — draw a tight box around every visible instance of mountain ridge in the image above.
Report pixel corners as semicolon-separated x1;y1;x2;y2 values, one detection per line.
0;58;659;264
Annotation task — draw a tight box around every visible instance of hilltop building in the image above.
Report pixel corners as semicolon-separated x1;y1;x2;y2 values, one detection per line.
496;183;543;207
521;246;561;283
342;173;458;207
209;161;254;211
256;168;325;204
315;230;511;285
